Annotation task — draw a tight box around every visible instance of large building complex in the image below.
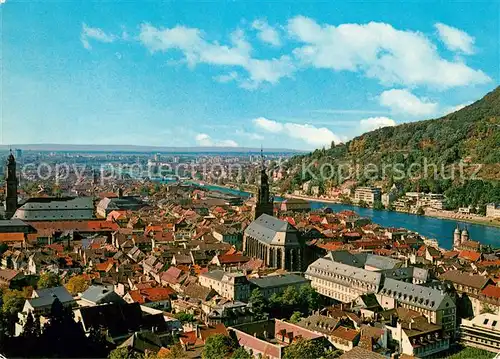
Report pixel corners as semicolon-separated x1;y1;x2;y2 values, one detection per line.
13;196;94;221
305;255;383;302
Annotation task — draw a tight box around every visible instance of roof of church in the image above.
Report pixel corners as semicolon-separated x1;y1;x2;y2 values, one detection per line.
244;214;299;245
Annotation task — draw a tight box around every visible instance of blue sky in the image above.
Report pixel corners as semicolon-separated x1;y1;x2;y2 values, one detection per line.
1;1;498;150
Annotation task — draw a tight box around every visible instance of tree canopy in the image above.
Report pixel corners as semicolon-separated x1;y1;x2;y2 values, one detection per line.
37;272;61;289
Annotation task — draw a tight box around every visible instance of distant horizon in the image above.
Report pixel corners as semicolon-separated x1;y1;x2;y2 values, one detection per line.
0;143;305;154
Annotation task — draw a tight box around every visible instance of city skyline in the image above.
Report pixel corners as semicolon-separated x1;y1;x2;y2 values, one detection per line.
1;1;499;150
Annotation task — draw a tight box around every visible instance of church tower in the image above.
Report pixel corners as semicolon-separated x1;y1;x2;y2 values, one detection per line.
253;149;274;220
461;227;469;244
4;150;18;219
453;225;461;249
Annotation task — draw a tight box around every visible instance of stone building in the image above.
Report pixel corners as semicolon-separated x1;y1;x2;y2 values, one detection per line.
243;214;303;272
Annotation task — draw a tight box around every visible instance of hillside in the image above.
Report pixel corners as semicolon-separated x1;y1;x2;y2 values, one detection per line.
346;86;500;167
281;87;500;211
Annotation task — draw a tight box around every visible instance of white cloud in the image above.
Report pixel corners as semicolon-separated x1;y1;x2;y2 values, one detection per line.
235;129;265;140
379;89;438;116
252;19;281;47
253;117;284;132
0;0;6;4
287;16;490;89
139;23;295;88
218;139;239;147
441;101;473;115
359;117;396;132
253;117;341;147
195;133;212;146
213;71;239;83
81;23;116;50
435;23;475;55
195;133;238;147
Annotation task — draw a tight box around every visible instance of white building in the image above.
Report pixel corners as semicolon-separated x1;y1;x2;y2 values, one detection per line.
487;204;500;219
354;187;381;205
460;313;500;353
305;254;382;303
198;270;250;302
377;278;456;337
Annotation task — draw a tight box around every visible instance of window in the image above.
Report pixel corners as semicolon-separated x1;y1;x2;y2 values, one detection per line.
492;321;498;327
484;319;489;325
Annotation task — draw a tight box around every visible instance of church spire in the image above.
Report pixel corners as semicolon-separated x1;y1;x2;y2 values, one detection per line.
5;151;18;219
253;147;273;220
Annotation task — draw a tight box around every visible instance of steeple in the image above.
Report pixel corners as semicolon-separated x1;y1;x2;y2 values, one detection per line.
254;148;273;220
5;150;18;219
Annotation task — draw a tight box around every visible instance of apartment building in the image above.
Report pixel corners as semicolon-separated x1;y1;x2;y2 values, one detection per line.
198;270;250;302
353;187;382;205
460;313;500;353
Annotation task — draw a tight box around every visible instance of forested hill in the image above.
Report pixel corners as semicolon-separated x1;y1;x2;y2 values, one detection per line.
344;86;500;168
280;87;500;211
289;86;500;180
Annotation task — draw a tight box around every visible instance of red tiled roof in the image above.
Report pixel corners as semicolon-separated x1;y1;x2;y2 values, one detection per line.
458;250;481;262
331;326;360;342
27;220;119;233
127;286;175;304
216;254;250;264
179;331;198;346
0;233;24;243
318;242;344;251
274;320;320;342
199;324;228;343
481;285;500;299
479;260;500;267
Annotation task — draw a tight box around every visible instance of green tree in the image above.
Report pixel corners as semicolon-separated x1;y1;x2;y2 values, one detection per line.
231;347;252;359
202;334;233;359
373;200;384;210
248;289;267;319
289;311;302;324
1;289;26;317
65;275;90;295
283;337;325;359
165;343;187;359
108;347;138;359
37;272;60;289
416;207;425;216
174;311;195;323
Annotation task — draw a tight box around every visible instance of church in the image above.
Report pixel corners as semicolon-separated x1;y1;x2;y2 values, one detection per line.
243;153;305;272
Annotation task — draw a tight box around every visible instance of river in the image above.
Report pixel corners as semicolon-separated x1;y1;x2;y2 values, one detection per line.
196;183;500;249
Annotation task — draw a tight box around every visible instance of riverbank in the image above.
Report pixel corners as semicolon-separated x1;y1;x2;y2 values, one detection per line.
184;180;500;248
285;194;500;229
425;209;500;229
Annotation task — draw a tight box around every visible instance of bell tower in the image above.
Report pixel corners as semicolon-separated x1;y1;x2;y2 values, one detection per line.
253;148;274;220
5;150;18;219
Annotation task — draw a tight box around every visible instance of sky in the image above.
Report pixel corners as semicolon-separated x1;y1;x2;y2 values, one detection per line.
1;1;499;150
